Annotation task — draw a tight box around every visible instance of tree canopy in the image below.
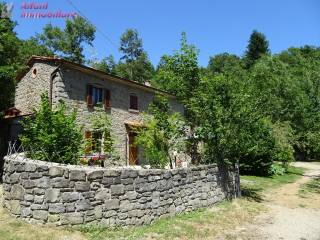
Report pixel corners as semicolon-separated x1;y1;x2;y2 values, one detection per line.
244;30;270;68
37;16;95;64
116;29;154;84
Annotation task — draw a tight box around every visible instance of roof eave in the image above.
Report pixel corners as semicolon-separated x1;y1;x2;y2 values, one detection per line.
17;56;176;99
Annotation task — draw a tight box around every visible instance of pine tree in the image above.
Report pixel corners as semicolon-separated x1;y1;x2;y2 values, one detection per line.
117;29;154;83
244;30;270;68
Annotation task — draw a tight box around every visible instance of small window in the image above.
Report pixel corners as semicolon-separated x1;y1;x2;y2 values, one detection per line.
84;130;103;153
87;85;103;107
93;87;103;105
130;94;138;110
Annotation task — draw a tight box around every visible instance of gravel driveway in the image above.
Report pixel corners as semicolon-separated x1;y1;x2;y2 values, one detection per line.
239;162;320;240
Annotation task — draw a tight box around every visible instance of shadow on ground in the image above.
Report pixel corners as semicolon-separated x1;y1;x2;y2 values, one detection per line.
241;185;265;203
302;176;320;194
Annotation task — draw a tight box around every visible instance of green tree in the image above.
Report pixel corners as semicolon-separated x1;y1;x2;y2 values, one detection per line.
119;29;143;62
153;32;201;164
277;46;320;160
193;72;293;175
20;93;82;164
0;66;15;114
136;94;186;168
117;29;154;83
244;30;270;68
116;51;154;83
207;53;243;75
17;37;53;67
0;1;20;113
90;55;117;74
37;16;95;64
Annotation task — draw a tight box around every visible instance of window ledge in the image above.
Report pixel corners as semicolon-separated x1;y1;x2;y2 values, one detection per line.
128;109;139;114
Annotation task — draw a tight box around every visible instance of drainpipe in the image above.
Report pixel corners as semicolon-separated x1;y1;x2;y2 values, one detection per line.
49;64;62;106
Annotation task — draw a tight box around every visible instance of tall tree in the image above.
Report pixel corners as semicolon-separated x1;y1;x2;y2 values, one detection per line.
153;32;201;163
117;29;154;83
119;29;143;62
0;2;53;114
37;16;95;64
277;46;320;160
244;30;270;68
0;1;19;113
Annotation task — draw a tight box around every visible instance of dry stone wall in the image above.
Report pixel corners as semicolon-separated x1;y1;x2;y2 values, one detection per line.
2;154;238;226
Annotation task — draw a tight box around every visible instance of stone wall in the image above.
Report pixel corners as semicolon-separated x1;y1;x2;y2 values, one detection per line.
2;154;239;226
15;61;58;115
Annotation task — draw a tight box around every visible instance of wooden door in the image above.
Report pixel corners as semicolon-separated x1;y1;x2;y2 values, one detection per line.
129;132;138;165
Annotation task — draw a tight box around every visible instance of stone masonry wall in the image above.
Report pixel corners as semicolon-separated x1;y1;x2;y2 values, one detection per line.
2;154;238;226
56;67;185;166
15;61;58;115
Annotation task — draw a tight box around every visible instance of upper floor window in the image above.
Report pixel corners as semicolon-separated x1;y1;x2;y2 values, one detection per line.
130;94;138;110
87;84;110;109
93;87;103;105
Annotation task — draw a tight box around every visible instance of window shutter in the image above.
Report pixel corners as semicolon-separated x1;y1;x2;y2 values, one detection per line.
104;89;111;110
87;84;93;107
84;130;92;154
130;94;138;110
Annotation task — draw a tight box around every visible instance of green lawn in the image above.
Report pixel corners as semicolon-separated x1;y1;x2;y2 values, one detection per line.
241;165;305;202
78;199;263;240
299;177;320;198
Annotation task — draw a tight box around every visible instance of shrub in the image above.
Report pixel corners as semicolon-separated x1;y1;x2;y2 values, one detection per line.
84;106;118;158
135;94;186;168
268;164;285;176
20;93;82;164
271;121;294;168
240;119;294;176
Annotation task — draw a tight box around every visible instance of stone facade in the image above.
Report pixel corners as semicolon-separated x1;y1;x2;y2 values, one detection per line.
2;154;238;226
15;61;58;113
14;57;185;166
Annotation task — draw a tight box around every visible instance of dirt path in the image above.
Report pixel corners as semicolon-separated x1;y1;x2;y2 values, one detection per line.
237;162;320;240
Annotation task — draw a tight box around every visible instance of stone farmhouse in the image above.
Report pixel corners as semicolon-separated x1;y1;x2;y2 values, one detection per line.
2;56;184;167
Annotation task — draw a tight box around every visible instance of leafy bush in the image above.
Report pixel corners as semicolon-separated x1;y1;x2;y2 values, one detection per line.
86;106;116;155
20;93;82;164
271;121;294;167
135;95;186;168
268;164;285;176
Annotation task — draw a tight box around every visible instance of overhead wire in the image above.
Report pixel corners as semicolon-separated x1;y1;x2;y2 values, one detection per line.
65;0;119;50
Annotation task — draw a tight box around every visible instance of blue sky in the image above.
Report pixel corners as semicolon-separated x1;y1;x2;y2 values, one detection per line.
9;0;320;66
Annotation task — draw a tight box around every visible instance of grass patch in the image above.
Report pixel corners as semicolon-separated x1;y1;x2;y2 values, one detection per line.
298;204;307;208
241;165;305;202
78;199;263;240
299;177;320;198
0;186;84;240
